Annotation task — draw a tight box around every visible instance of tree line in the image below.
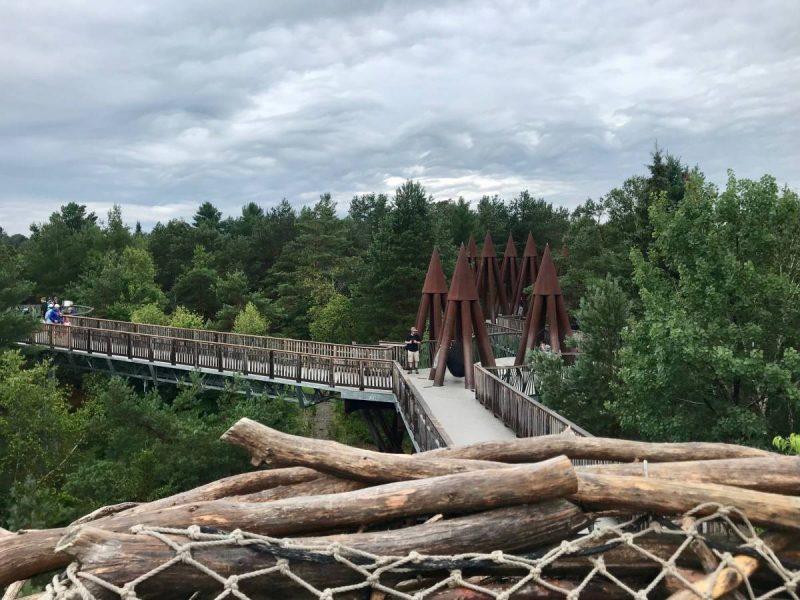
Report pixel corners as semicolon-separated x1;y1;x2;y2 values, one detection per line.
1;149;799;534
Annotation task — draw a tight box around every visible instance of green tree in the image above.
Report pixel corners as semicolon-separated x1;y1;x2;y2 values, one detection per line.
22;203;103;294
172;247;220;318
232;302;268;336
169;306;206;329
131;303;170;326
148;219;199;290
0;245;36;347
309;292;357;344
69;246;166;320
615;172;800;444
531;277;629;436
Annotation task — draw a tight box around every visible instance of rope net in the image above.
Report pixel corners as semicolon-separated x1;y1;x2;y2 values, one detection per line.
44;504;799;600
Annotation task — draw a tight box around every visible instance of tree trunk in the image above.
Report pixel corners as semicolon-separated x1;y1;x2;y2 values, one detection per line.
583;456;800;494
574;473;800;530
231;474;367;502
221;418;504;482
59;501;587;599
424;433;772;463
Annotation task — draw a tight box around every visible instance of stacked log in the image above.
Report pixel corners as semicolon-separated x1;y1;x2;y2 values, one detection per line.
1;419;798;600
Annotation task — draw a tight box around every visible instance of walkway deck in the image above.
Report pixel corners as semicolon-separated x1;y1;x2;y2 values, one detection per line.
405;360;517;445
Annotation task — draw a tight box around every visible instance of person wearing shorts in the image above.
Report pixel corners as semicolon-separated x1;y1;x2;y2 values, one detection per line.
405;326;422;374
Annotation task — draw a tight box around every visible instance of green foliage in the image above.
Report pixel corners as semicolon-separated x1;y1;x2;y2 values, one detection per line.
232;302;268;336
615;172;800;444
309;292;356;344
172;247;220;318
328;402;374;448
0;245;36;347
531;277;629;436
69;245;166;320
169;306;206;329
131;303;170;326
773;433;800;455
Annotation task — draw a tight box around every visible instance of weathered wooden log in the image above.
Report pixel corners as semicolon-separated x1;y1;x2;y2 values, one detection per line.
427;578;634;599
668;532;794;600
100;458;577;536
59;501;587;599
583;456;800;494
222;418;505;482
0;528;68;586
425;433;772;463
232;473;366;502
0;459;575;586
574;473;800;530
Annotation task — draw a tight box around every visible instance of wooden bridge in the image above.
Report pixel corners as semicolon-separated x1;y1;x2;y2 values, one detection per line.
24;314;590;452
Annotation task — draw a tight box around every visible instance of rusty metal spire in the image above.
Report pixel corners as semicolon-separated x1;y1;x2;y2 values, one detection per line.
499;233;518;315
466;235;479;273
475;232;507;323
431;245;495;388
415;248;449;344
515;243;572;363
511;232;539;316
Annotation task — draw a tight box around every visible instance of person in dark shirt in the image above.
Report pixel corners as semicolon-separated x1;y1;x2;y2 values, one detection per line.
404;326;422;374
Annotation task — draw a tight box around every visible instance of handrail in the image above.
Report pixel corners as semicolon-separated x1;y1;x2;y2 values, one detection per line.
29;324;394;391
71;315;392;361
474;363;592;438
391;363;452;451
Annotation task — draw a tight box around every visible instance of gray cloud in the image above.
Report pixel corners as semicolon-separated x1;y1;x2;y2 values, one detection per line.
1;0;798;233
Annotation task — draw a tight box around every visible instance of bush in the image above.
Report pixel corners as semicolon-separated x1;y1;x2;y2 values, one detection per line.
232;302;268;336
131;303;169;326
170;306;205;329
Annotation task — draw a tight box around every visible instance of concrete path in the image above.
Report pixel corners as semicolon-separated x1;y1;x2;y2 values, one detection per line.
405;367;516;445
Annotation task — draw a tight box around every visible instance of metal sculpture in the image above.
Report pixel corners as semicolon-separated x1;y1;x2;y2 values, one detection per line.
511;232;539;316
514;243;572;364
414;248;449;344
475;233;507;323
432;245;496;388
499;233;518;315
466;235;479;274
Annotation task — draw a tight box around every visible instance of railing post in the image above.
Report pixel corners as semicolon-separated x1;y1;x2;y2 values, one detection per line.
126;333;132;359
242;350;249;375
359;360;365;390
68;327;73;351
48;326;54;349
170;339;176;365
296;354;302;382
217;345;223;372
106;333;112;356
87;329;92;354
329;357;335;387
268;350;274;379
148;337;154;362
193;342;199;368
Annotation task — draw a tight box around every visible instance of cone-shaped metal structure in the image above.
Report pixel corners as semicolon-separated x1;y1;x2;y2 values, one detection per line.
466;235;480;274
514;244;572;364
414;248;449;344
475;233;508;323
431;245;496;388
511;232;539;316
499;233;518;315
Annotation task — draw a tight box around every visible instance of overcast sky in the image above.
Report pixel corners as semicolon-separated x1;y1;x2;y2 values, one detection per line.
1;0;798;234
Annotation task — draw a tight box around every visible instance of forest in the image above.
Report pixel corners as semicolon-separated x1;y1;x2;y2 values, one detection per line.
2;150;800;534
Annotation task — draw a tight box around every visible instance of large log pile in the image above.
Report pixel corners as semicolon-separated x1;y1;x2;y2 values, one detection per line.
2;419;798;599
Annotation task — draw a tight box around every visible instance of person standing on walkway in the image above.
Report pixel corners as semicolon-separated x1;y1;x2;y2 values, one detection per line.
405;326;422;374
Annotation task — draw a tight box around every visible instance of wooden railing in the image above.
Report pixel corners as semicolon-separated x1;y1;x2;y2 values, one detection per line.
71;316;393;361
495;314;524;332
30;324;394;391
474;364;591;438
392;364;452;451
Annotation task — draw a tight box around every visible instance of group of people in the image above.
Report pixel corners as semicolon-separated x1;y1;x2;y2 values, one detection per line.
40;297;74;325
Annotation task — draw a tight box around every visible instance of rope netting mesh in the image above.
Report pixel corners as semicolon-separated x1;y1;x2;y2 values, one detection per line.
43;504;799;600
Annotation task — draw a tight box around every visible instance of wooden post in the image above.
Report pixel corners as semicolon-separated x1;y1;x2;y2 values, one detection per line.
193;342;199;368
217;345;223;372
126;334;132;359
86;328;92;354
147;337;154;362
48;326;54;349
359;360;365;390
268;350;275;379
106;333;112;356
296;354;303;382
170;339;176;365
329;357;335;387
242;349;249;376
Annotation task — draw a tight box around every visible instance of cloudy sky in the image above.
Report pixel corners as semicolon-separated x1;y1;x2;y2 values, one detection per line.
1;0;798;234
